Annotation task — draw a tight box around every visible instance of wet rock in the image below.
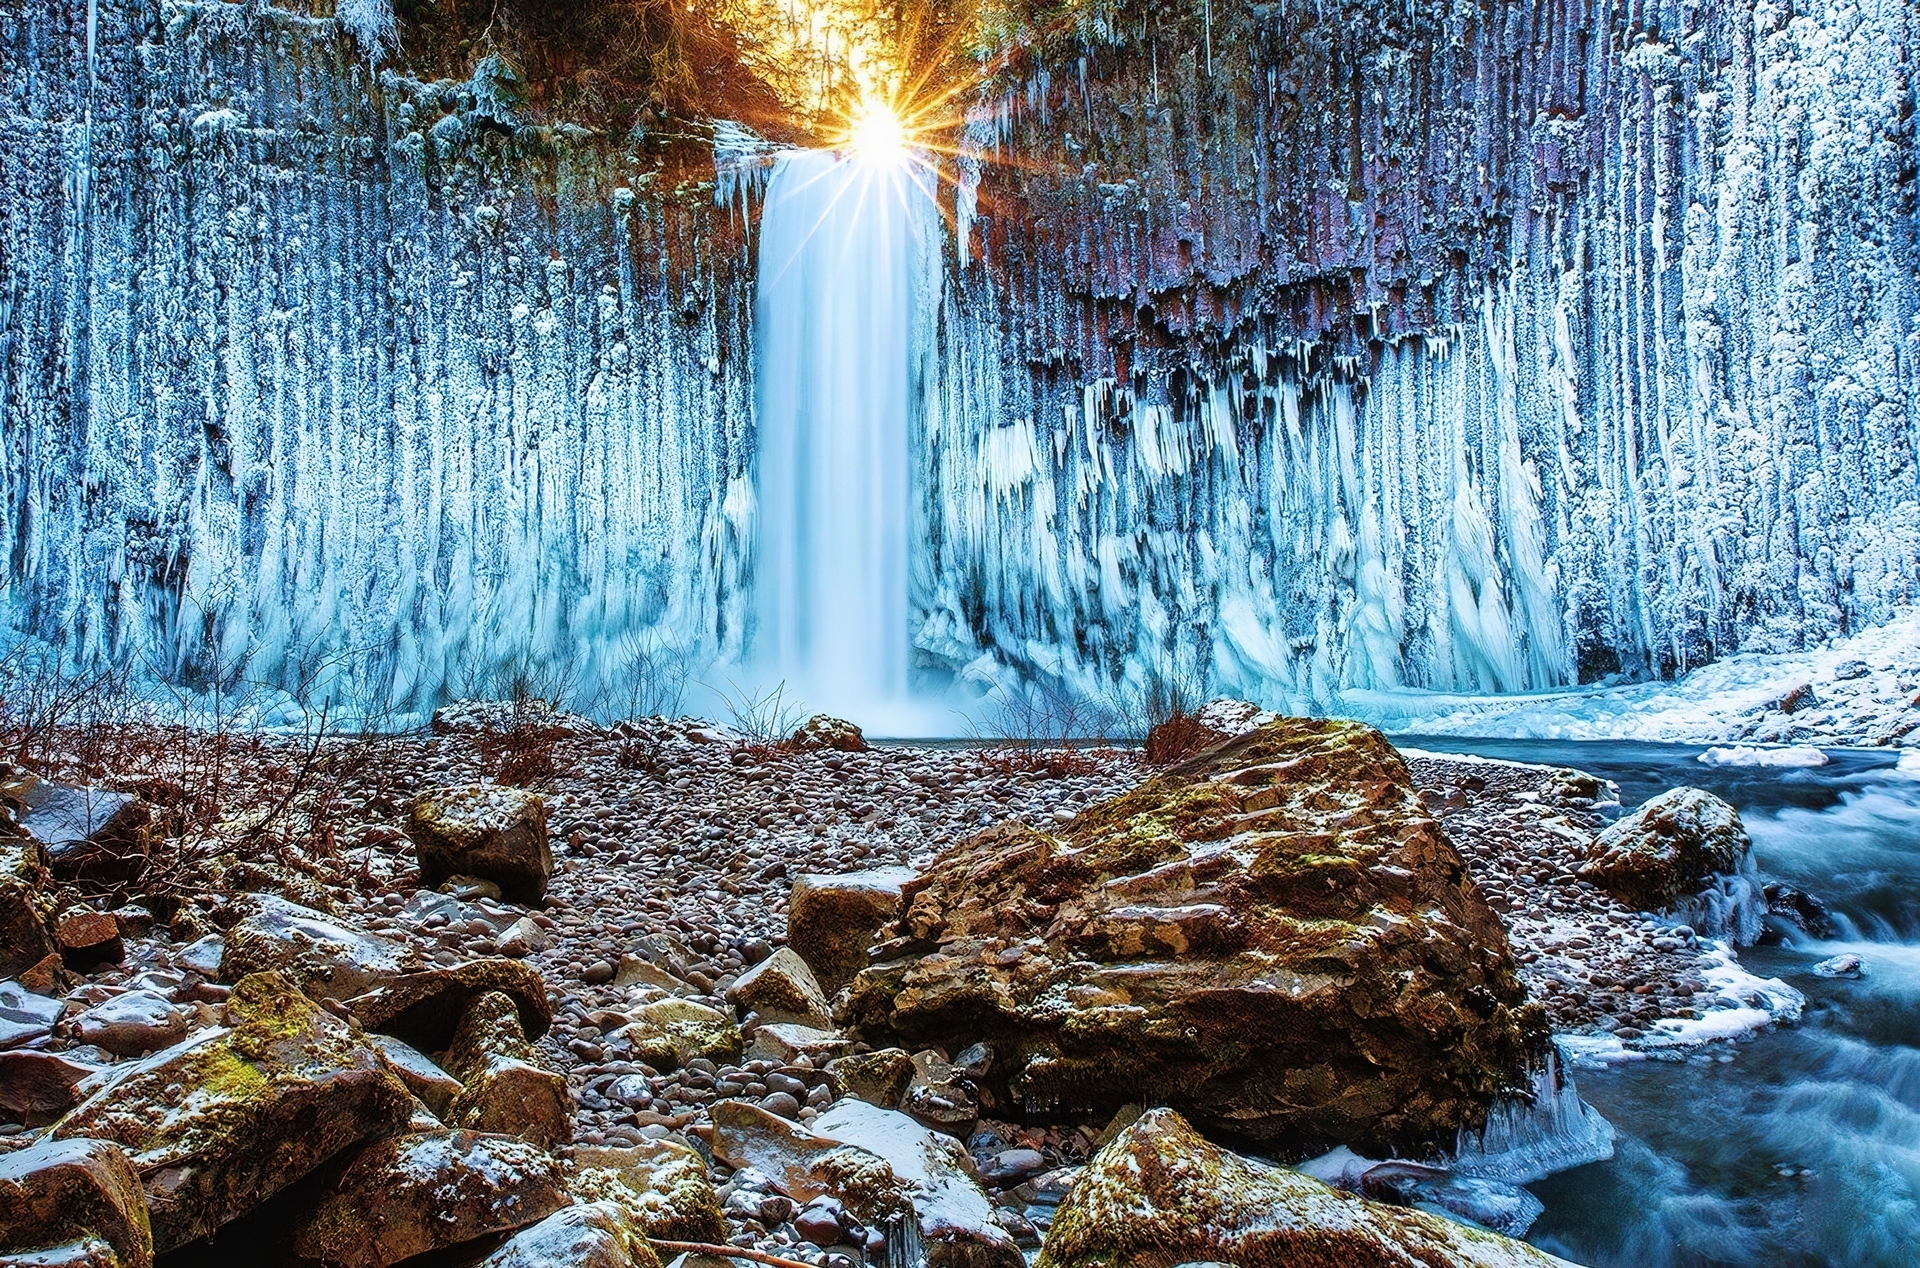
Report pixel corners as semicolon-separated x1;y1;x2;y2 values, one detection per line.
476;1201;661;1268
726;946;833;1028
174;936;225;977
369;1034;464;1117
1578;788;1750;912
407;786;552;904
287;1129;570;1268
745;1021;849;1066
442;990;571;1148
812;1099;1023;1268
69;991;191;1058
344;957;552;1052
1763;883;1837;939
1036;1108;1574;1268
53;908;124;971
1813;954;1864;979
0;1137;152;1268
710;1099;914;1231
50;971;414;1252
221;895;422;1001
842;719;1546;1156
902;1050;978;1139
17;784;150;885
791;715;869;753
1;978;65;1049
1356;1161;1544;1239
825;1048;916;1108
1;839;58;979
787;868;917;995
0;1049;101;1126
614;998;742;1071
569;1138;725;1240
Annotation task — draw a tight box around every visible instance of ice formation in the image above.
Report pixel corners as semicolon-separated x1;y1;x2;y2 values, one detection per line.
2;0;1917;720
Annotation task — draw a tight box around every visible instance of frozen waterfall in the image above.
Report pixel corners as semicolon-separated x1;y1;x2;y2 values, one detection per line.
751;148;936;722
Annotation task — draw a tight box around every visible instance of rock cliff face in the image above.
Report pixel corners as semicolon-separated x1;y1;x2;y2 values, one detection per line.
4;0;1916;709
921;0;1920;703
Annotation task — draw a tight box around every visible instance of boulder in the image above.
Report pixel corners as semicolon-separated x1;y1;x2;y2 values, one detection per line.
475;1201;662;1268
812;1099;1023;1268
49;971;414;1251
287;1130;570;1268
369;1035;464;1118
786;868;917;995
825;1048;916;1108
442;990;572;1148
1037;1108;1576;1268
1;978;66;1050
1;839;58;979
344;958;551;1053
725;946;832;1029
53;909;123;972
68;991;191;1058
569;1138;725;1241
407;787;551;905
17;784;150;885
613;998;742;1071
842;719;1546;1157
708;1100;913;1230
0;1137;152;1268
0;1049;101;1126
790;715;868;753
900;1049;978;1138
1578;788;1750;911
745;1022;850;1066
220;896;422;1001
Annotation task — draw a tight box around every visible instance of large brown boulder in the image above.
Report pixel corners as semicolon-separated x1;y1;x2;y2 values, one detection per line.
50;972;414;1252
1037;1108;1577;1268
343;958;551;1053
475;1202;662;1268
221;896;423;1001
1578;787;1750;911
569;1138;725;1241
841;718;1546;1157
0;1137;153;1268
407;787;552;904
0;838;58;979
787;867;918;995
16;783;150;885
286;1130;570;1268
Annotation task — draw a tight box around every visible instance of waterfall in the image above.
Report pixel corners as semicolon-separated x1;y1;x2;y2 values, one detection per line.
752;148;935;722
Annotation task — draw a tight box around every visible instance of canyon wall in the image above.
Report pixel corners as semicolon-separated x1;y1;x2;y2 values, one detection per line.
1;0;755;717
921;0;1920;707
4;0;1917;716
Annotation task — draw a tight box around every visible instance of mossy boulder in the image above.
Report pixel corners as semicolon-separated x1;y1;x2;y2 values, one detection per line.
841;718;1547;1157
0;1137;153;1268
221;895;422;1001
287;1129;570;1268
725;946;832;1028
442;991;572;1148
614;998;743;1071
786;867;917;995
790;715;868;752
1037;1108;1577;1268
407;787;552;904
569;1138;724;1241
476;1201;663;1268
824;1047;916;1108
1;838;58;979
49;972;414;1252
1578;788;1749;911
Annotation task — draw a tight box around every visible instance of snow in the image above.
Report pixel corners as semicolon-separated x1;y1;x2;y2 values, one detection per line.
1697;746;1830;768
1639;941;1805;1048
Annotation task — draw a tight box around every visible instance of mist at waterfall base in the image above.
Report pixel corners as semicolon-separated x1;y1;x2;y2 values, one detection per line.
1414;739;1920;1267
744;145;954;737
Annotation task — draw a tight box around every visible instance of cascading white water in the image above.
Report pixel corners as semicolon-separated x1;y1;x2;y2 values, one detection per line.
752;147;935;722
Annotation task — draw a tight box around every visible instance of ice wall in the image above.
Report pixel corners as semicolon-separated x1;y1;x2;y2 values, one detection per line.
0;0;756;716
921;0;1920;707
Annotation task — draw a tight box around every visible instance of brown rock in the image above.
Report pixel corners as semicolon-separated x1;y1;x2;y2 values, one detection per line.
287;1130;569;1268
790;715;868;753
786;867;917;996
221;896;422;1001
442;990;571;1148
825;1047;917;1108
475;1201;662;1268
407;787;551;905
1037;1107;1576;1268
841;718;1546;1157
0;840;58;980
17;784;150;885
569;1138;725;1241
0;1137;152;1268
612;998;742;1072
369;1035;464;1118
344;957;551;1052
50;971;414;1252
68;991;191;1058
1578;788;1750;912
0;1049;102;1126
53;909;123;972
725;946;832;1028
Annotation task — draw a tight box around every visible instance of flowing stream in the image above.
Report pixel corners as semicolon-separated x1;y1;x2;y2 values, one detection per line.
752;148;934;724
1401;737;1919;1266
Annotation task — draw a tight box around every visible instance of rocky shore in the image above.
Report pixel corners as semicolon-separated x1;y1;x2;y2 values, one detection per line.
0;701;1807;1266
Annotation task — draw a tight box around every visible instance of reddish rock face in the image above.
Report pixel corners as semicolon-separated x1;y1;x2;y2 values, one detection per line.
1578;787;1750;912
842;718;1547;1158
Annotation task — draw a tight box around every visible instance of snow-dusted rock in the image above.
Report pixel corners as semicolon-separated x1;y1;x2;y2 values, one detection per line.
0;1137;152;1268
569;1138;725;1241
725;946;832;1029
1578;788;1750;912
344;957;551;1053
786;867;918;994
0;839;58;979
441;990;571;1148
407;786;552;905
221;895;421;1001
68;991;191;1058
475;1201;658;1268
